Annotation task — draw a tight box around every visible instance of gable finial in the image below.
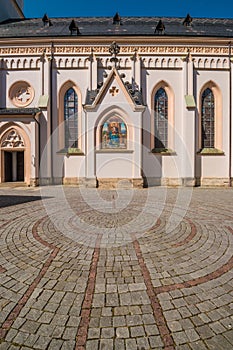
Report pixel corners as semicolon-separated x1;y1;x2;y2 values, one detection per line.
109;41;120;68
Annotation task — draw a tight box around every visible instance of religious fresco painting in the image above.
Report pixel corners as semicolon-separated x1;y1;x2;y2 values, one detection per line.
102;116;127;149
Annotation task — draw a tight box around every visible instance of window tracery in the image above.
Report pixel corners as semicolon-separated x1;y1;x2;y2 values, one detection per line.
1;130;25;148
201;88;215;148
154;88;168;149
64;88;78;148
9;81;34;107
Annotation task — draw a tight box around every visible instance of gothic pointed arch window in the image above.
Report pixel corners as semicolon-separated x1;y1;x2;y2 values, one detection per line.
64;87;78;148
154;87;168;149
101;116;127;149
201;88;215;148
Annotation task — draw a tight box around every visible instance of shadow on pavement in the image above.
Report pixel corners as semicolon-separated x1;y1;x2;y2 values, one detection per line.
0;195;43;208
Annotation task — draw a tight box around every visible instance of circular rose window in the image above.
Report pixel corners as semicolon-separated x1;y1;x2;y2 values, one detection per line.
9;81;34;107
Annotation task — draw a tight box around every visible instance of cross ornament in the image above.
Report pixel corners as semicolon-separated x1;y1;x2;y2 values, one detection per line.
17;88;31;103
109;86;119;96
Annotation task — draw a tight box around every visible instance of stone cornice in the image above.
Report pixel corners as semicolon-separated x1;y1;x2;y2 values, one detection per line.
0;36;232;46
0;108;40;115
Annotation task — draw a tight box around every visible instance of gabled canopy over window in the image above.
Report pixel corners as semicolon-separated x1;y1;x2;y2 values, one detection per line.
154;88;168;148
101;116;127;149
64;88;78;148
201;88;215;148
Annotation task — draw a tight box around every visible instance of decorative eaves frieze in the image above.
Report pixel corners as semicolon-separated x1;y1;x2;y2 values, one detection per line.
0;45;231;56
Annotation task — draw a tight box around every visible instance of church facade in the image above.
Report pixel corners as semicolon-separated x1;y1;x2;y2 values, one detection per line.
0;5;233;187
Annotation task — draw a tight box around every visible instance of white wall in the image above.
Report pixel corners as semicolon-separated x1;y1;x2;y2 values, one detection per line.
0;42;232;186
196;69;230;179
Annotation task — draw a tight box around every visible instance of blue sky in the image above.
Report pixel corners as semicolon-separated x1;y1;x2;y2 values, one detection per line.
24;0;233;19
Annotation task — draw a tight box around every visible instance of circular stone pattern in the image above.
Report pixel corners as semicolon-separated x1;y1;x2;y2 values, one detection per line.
0;188;232;350
9;81;34;107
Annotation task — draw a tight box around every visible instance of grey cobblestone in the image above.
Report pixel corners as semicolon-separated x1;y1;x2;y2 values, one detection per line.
113;316;126;327
148;335;164;348
99;338;113;349
116;327;130;338
0;187;233;350
125;338;137;350
144;324;159;336
173;331;189;345
33;335;51;349
101;327;115;338
126;314;143;326
196;324;215;339
130;325;145;337
86;339;99;350
136;336;150;349
114;338;125;350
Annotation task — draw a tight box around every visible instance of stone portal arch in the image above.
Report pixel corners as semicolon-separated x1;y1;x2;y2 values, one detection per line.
0;125;31;185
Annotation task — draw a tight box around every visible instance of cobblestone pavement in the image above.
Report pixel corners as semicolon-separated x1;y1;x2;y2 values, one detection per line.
0;186;232;350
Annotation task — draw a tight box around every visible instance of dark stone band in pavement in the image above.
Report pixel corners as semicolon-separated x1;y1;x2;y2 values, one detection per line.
131;233;175;350
172;219;197;247
0;216;59;340
0;265;6;273
155;244;233;295
75;234;102;350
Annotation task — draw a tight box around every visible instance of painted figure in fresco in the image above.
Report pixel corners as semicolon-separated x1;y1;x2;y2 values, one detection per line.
101;117;127;149
102;122;108;148
109;123;119;147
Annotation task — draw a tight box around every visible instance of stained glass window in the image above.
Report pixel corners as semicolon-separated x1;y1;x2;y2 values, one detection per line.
101;116;127;149
201;88;215;148
64;88;78;148
154;88;168;148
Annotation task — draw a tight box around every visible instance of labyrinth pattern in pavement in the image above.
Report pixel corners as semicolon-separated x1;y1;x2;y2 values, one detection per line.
0;187;232;350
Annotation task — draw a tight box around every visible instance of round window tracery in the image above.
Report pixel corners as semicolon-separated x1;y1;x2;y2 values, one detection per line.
101;116;127;149
9;81;34;107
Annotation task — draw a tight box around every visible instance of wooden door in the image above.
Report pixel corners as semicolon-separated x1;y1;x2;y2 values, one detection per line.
4;151;13;182
17;151;24;181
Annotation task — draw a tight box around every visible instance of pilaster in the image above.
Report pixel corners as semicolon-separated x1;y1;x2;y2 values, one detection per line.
85;111;97;185
182;52;196;186
231;59;233;185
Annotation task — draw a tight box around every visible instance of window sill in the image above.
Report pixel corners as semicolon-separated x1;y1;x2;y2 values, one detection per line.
96;149;134;154
57;148;85;156
197;148;225;156
151;148;176;155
